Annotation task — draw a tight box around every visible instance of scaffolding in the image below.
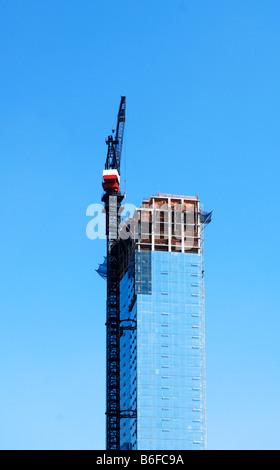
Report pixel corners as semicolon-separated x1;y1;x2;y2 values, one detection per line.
122;194;212;254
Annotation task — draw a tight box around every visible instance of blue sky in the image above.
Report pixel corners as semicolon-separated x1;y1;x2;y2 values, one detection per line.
0;0;279;450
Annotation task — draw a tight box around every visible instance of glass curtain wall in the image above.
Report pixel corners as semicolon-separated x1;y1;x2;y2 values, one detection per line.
120;250;205;450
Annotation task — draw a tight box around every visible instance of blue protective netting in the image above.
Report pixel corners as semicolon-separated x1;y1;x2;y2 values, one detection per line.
201;210;213;225
96;257;107;279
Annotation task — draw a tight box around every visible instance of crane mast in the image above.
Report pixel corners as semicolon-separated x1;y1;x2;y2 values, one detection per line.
102;97;126;450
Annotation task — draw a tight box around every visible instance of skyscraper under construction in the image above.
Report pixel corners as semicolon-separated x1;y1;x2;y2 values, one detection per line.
98;97;212;450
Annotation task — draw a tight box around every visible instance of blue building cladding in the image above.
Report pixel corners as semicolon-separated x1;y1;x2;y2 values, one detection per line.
119;258;137;450
120;249;206;450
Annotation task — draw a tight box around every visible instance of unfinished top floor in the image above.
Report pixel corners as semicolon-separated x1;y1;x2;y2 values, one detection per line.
120;193;205;254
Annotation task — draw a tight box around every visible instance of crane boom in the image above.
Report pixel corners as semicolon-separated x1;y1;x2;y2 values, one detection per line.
114;96;126;175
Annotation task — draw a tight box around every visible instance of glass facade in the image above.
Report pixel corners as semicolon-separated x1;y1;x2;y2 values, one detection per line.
120;250;206;450
120;258;137;450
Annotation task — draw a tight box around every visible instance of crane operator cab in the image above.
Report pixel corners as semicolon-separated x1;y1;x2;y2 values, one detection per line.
102;169;120;193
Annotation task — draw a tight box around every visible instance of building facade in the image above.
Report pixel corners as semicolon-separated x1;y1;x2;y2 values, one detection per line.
116;193;211;450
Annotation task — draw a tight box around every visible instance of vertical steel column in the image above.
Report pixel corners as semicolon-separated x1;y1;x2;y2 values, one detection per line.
102;192;124;450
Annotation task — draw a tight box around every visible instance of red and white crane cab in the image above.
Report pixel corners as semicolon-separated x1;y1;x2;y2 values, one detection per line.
102;169;120;193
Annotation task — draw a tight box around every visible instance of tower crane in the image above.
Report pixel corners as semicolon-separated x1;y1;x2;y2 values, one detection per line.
101;97;126;450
